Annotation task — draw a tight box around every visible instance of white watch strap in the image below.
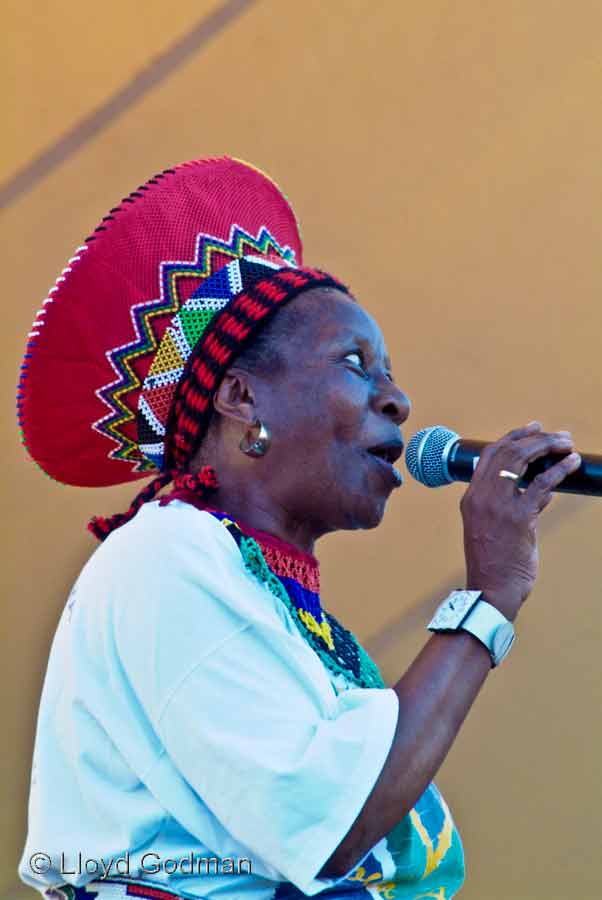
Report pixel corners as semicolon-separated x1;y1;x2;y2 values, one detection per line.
460;599;514;666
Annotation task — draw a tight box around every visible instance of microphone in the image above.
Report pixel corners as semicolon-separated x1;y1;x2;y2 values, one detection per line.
405;425;602;497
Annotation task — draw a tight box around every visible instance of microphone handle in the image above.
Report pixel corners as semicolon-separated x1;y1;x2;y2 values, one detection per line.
448;439;602;497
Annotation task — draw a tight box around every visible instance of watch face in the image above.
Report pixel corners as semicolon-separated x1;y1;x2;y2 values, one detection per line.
430;591;481;630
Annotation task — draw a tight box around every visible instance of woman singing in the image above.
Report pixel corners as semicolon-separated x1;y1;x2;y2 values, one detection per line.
17;157;580;900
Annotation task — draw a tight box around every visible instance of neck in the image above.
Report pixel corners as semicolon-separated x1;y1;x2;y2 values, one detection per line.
207;504;319;567
205;482;327;556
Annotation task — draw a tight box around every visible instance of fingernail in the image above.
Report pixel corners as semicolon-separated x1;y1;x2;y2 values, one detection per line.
567;452;581;464
526;420;541;427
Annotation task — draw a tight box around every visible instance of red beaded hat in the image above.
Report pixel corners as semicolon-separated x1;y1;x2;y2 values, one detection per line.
16;157;348;499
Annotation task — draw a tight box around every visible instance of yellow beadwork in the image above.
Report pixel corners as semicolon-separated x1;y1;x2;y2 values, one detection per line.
297;608;334;650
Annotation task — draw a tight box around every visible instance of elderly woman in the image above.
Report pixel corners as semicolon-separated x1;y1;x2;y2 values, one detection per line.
17;158;580;900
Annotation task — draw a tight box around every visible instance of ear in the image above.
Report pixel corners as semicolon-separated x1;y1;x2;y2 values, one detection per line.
212;369;256;426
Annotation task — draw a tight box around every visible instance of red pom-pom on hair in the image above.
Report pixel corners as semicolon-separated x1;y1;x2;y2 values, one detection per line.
171;472;199;493
88;466;220;542
198;465;219;489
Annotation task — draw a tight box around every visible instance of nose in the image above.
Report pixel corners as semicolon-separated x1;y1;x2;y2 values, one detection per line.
374;377;411;426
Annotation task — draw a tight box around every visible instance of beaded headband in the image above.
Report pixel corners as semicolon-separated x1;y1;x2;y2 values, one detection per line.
16;157;348;493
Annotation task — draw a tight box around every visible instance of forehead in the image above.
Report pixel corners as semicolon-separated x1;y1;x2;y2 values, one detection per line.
295;287;389;359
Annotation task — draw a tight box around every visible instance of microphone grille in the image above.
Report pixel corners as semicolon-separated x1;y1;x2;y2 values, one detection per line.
405;425;460;487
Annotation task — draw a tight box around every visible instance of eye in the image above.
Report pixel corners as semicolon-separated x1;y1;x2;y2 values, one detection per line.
344;350;365;370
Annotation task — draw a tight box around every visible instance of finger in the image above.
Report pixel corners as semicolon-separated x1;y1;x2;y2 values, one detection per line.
478;422;543;464
496;432;575;475
535;490;556;514
523;452;582;513
496;470;524;496
474;431;574;487
471;424;537;475
505;421;543;441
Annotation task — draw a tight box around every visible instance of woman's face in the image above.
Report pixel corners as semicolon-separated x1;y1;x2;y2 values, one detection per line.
252;287;411;535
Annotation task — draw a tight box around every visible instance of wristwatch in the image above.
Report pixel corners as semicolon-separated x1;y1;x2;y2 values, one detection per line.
427;590;515;667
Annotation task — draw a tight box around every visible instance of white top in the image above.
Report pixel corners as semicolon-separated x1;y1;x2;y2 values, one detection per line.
19;500;399;900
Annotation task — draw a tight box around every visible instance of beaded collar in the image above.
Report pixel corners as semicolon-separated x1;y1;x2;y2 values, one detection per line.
161;491;384;689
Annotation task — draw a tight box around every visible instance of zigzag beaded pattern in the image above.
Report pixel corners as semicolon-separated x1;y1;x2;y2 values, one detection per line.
168;267;348;469
98;226;296;472
136;253;293;470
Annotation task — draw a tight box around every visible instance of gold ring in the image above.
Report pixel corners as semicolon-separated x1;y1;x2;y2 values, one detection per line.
499;469;521;482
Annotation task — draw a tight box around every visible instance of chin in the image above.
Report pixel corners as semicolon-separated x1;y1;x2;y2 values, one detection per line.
342;492;388;531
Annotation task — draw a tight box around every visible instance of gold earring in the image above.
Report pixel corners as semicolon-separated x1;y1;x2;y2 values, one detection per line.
239;418;271;457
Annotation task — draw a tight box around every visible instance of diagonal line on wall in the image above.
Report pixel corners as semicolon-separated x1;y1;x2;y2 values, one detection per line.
0;0;257;211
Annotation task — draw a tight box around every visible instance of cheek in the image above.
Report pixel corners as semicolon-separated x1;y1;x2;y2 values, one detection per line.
327;383;369;444
312;386;370;486
272;374;368;462
307;389;366;446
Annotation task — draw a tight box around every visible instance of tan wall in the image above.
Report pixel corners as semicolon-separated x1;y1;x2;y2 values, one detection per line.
3;2;602;898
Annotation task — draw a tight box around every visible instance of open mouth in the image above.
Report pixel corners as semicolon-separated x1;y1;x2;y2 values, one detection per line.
364;441;404;485
366;444;403;465
367;441;403;465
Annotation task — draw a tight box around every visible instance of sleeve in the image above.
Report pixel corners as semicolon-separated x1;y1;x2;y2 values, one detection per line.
156;625;398;894
109;504;399;895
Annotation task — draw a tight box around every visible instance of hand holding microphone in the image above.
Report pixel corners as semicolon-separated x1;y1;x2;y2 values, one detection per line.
406;423;601;495
407;422;583;621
